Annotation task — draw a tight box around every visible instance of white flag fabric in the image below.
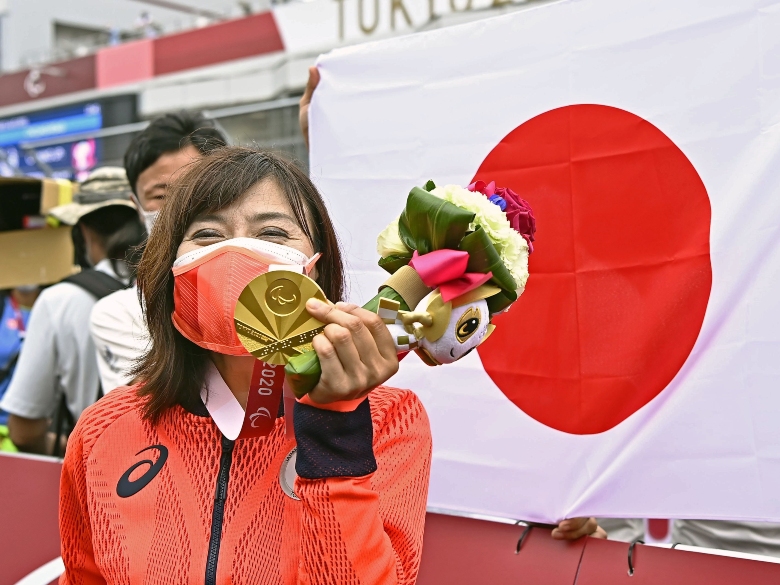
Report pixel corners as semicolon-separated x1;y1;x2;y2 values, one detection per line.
309;0;780;523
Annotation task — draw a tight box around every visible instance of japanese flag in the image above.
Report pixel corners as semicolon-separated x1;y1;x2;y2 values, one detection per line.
309;0;780;523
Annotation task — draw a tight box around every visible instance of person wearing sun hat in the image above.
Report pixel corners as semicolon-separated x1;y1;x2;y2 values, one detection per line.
48;167;144;281
0;167;144;454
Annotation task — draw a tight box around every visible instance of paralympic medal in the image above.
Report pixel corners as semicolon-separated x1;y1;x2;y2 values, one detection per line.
234;270;327;365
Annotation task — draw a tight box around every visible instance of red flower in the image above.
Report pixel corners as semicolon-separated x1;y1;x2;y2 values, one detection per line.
468;181;537;253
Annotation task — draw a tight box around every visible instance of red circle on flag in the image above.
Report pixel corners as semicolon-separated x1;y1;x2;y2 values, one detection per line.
474;105;712;434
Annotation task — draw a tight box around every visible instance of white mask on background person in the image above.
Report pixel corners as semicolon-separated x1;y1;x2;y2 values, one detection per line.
139;207;159;234
131;194;159;235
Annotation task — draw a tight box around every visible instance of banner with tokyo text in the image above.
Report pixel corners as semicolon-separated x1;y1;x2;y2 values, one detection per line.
309;0;780;523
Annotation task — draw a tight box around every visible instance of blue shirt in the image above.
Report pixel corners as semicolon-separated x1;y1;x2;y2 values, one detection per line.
0;295;30;425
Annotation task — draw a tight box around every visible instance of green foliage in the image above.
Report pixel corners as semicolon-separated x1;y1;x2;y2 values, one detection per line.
378;254;413;275
363;287;410;313
285;350;322;399
459;226;518;308
398;186;475;255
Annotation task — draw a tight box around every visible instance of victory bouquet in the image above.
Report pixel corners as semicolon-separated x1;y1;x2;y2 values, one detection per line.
277;179;536;397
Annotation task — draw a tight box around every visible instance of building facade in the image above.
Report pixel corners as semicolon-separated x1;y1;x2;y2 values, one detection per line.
0;0;552;177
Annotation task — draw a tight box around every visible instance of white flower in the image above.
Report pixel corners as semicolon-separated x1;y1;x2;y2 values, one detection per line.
428;185;530;294
430;184;508;239
500;228;529;293
376;217;410;258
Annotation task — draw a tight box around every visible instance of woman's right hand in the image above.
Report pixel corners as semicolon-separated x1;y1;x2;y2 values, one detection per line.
304;299;399;405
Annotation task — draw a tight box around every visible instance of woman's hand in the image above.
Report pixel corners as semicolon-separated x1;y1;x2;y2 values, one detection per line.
305;299;399;404
551;518;607;540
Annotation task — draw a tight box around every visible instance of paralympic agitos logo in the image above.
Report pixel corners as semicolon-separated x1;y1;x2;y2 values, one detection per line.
116;445;168;498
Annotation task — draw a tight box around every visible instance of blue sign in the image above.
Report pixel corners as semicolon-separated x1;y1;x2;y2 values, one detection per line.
0;103;103;180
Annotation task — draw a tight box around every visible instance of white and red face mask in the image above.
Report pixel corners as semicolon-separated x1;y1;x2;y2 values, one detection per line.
171;237;319;355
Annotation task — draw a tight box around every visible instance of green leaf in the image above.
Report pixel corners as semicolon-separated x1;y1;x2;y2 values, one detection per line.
378;253;413;275
424;180;436;192
363;287;410;313
485;289;517;314
459;226;517;297
398;187;475;254
285;350;321;398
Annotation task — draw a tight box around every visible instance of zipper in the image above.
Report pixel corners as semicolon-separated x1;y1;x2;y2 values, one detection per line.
205;435;235;585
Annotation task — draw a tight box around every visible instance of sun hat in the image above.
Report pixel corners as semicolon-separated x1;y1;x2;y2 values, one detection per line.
47;167;136;226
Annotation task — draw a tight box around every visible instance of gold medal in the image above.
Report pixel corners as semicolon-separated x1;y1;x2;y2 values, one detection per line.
234;270;328;365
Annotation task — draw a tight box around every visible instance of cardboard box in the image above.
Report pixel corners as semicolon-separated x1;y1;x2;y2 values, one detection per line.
0;226;75;289
0;177;76;289
0;176;74;230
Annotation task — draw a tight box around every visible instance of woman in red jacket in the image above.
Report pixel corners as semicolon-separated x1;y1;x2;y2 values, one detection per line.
60;147;602;585
60;146;430;585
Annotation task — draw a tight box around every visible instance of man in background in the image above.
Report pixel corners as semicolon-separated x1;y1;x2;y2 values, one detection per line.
90;112;226;392
0;168;143;453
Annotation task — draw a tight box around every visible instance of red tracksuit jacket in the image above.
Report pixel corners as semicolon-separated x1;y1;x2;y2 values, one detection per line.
59;384;431;584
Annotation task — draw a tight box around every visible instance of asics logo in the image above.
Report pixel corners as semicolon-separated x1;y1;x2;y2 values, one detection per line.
116;445;168;498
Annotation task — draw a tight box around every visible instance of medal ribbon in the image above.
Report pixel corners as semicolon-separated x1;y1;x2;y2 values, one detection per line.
202;360;285;440
241;361;285;438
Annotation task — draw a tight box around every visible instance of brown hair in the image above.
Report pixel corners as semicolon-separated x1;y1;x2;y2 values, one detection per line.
133;147;345;421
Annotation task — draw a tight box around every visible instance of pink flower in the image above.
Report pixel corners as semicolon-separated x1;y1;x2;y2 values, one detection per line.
468;181;537;253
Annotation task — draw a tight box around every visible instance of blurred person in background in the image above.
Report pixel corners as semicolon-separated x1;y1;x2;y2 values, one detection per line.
672;520;780;559
90;112;226;393
0;285;40;451
588;518;780;554
596;518;645;543
135;11;162;38
0;168;144;454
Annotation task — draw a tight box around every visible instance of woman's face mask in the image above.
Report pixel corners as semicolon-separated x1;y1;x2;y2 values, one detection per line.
172;237;319;355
